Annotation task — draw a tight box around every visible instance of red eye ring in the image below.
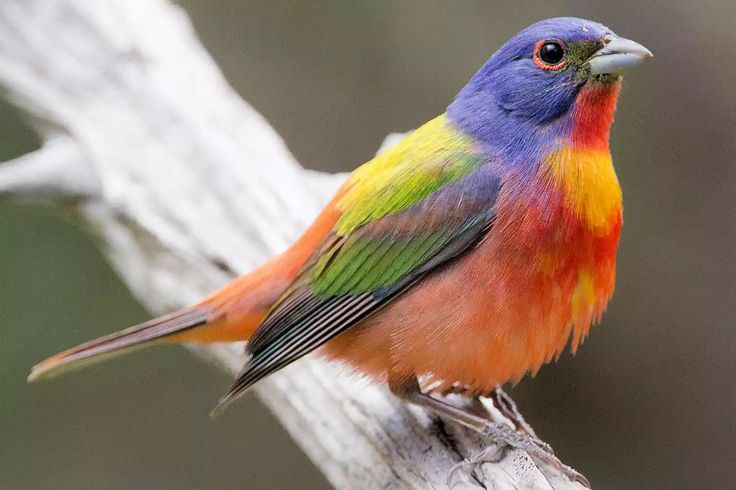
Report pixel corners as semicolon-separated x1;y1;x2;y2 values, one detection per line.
533;39;567;70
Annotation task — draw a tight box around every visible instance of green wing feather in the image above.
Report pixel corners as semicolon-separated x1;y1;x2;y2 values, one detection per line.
313;115;486;295
216;115;499;409
332;116;485;236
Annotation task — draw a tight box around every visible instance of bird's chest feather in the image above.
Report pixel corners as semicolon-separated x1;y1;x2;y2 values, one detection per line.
465;147;622;378
323;149;622;393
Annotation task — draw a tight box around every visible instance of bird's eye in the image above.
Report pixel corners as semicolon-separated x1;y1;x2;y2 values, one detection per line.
533;40;567;70
539;42;564;64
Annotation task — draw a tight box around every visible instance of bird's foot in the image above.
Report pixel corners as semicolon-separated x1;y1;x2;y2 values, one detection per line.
391;378;589;487
447;437;590;489
479;419;551;459
447;444;505;488
474;420;590;488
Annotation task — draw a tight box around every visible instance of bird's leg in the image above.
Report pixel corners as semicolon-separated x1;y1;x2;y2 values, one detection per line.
390;377;590;488
392;379;551;458
487;386;541;441
441;382;551;453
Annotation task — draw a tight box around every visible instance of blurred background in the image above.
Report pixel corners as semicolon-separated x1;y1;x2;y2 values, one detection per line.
2;1;734;488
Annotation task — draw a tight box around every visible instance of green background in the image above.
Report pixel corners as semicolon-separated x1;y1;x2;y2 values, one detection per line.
2;1;735;488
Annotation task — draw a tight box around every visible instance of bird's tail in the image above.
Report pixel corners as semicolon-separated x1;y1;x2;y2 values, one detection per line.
28;307;212;382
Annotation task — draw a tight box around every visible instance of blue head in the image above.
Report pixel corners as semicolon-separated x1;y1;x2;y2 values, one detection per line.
448;17;651;161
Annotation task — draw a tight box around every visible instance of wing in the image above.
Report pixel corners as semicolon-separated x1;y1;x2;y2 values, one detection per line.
216;115;501;410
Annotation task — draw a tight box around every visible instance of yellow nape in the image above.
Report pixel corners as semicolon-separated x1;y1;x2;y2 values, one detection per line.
544;146;622;232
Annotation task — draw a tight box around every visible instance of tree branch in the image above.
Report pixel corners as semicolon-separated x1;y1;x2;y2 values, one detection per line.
0;137;97;200
0;1;585;488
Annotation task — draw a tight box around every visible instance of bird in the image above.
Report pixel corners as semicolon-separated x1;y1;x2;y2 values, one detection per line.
29;17;651;484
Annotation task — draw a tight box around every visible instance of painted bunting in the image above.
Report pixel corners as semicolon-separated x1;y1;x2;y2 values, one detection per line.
29;17;651;482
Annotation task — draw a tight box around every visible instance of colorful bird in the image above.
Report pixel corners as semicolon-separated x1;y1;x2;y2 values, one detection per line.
29;17;651;483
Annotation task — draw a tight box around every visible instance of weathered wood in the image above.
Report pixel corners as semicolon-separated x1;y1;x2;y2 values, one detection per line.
0;1;586;488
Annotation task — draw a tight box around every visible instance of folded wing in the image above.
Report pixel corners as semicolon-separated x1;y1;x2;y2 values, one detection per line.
216;115;501;411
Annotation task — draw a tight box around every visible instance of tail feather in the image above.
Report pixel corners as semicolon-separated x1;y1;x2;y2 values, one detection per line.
28;307;212;382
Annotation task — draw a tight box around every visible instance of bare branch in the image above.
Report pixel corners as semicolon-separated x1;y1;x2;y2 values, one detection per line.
0;1;586;488
0;137;98;200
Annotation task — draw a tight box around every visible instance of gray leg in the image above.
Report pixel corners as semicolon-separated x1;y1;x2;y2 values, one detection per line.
442;384;543;443
390;378;590;488
489;386;540;440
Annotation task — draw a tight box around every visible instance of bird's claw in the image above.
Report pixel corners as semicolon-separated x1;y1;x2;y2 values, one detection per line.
521;441;591;488
447;440;589;489
547;460;591;488
533;437;555;455
471;420;589;487
447;444;506;488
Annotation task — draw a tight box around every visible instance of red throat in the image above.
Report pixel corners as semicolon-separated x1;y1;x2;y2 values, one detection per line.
572;82;621;150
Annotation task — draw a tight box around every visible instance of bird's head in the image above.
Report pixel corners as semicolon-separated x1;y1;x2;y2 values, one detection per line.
448;17;652;155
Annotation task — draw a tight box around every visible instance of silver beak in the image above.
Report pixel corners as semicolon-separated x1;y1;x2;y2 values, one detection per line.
588;35;653;75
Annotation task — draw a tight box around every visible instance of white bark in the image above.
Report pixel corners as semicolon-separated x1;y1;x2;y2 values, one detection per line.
0;1;587;488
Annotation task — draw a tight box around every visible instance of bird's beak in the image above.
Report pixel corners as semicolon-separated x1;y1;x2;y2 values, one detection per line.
588;35;653;75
